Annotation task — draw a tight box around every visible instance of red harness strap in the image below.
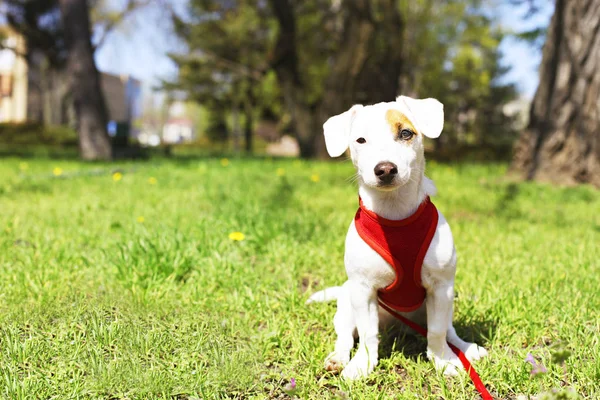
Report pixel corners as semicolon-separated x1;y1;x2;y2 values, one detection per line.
378;301;493;400
354;197;438;312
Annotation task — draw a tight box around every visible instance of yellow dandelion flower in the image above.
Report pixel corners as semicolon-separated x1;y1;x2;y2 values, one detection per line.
276;168;286;176
148;177;157;185
53;167;63;176
112;172;123;182
310;174;320;182
228;231;245;241
220;158;230;167
19;162;29;171
137;216;145;223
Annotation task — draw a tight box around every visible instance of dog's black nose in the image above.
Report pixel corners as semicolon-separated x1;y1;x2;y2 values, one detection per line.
374;162;398;184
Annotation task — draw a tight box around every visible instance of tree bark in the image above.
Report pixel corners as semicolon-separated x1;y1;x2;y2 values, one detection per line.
244;101;253;153
232;100;241;153
40;57;53;126
512;0;600;187
268;0;315;158
59;0;112;160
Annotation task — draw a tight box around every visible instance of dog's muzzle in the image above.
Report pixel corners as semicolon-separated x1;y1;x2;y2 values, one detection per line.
374;162;398;185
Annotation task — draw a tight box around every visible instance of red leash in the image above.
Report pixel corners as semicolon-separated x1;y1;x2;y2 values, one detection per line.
378;301;493;400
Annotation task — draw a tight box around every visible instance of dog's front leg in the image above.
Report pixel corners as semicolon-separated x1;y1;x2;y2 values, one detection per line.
341;280;379;380
425;283;463;376
325;282;355;372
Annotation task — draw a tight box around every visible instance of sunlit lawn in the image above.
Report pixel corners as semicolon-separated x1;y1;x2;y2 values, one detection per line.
0;155;598;399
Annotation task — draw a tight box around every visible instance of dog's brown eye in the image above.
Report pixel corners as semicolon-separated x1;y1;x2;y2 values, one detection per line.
399;129;414;140
356;137;366;144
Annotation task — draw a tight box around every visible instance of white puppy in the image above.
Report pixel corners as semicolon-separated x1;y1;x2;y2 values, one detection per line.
307;96;487;380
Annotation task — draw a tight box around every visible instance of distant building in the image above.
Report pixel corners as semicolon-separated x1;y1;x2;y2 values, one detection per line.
162;118;194;144
159;100;197;144
101;73;142;128
0;29;28;122
0;27;141;128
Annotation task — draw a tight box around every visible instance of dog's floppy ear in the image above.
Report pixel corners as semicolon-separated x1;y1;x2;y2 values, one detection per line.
323;104;363;157
396;96;444;139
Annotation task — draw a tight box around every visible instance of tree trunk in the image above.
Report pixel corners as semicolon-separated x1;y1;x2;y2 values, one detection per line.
232;100;241;153
268;0;314;158
40;57;53;126
244;103;253;153
59;0;112;160
512;0;600;187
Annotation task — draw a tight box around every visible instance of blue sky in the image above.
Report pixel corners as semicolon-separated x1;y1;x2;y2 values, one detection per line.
93;2;552;99
495;1;554;97
94;2;183;88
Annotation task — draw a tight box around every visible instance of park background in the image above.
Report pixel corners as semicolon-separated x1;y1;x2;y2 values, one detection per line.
0;0;599;399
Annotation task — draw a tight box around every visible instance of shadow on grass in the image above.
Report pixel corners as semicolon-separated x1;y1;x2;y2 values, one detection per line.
265;176;295;208
378;329;426;362
0;145;149;160
0;147;80;160
376;313;498;362
139;150;295;165
453;314;498;346
483;180;598;229
495;182;520;213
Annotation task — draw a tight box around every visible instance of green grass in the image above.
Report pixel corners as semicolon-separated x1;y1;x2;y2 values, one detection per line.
0;156;598;399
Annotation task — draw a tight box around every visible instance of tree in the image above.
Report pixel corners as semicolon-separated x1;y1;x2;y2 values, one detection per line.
3;0;69;126
59;0;112;160
4;0;151;159
512;0;600;187
3;1;65;65
167;0;274;153
398;1;517;153
269;0;404;158
170;0;517;158
169;0;404;158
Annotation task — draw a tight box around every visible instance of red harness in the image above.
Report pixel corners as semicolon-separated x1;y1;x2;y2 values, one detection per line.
354;197;493;399
354;196;438;312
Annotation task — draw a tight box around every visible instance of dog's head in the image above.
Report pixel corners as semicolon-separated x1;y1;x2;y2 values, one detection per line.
323;96;443;191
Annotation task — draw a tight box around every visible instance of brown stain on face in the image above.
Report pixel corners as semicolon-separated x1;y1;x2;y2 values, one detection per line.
385;109;417;139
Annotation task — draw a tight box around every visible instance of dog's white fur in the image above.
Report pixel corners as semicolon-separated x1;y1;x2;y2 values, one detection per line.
308;96;487;380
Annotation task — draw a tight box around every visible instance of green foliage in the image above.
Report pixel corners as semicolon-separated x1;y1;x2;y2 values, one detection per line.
170;0;518;153
0;123;77;147
0;156;598;398
204;107;229;142
400;0;518;149
515;27;547;46
167;0;277;143
4;0;66;66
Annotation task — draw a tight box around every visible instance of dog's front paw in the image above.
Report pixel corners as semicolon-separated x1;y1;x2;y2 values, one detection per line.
427;347;463;376
341;353;376;380
464;343;488;362
324;351;349;372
